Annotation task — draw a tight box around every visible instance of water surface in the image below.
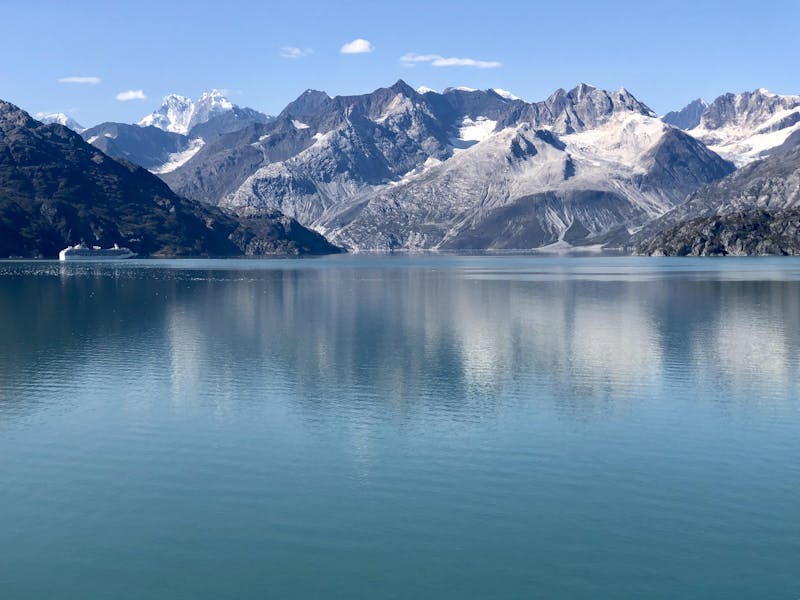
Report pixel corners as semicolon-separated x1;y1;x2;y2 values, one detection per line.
1;256;798;599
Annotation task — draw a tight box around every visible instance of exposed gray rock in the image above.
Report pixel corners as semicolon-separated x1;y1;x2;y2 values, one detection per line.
81;122;189;171
698;89;800;131
636;146;800;255
638;208;800;256
662;99;708;130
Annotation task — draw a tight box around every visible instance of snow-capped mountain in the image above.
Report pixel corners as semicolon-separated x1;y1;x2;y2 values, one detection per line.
83;92;270;174
138;90;235;135
313;113;731;250
662;99;708;130
34;112;85;133
157;79;732;251
673;89;800;166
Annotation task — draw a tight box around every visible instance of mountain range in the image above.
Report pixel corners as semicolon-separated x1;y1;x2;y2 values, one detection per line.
158;81;736;250
0;101;338;258
5;83;800;256
80;91;272;175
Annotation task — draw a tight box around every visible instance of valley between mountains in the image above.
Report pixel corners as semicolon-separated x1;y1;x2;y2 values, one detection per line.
7;81;800;257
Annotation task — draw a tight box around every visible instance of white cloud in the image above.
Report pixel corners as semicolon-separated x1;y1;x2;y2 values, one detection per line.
340;38;374;54
400;53;502;69
57;76;101;84
280;46;313;59
115;89;147;101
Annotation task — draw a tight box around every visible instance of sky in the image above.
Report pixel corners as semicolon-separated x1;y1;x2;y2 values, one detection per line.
1;0;798;127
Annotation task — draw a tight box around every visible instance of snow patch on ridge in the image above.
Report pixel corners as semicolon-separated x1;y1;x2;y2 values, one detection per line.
151;138;205;174
692;105;800;165
457;116;497;143
563;113;667;172
492;88;521;101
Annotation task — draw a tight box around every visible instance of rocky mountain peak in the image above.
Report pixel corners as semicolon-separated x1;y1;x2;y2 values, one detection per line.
138;91;236;135
542;83;654;133
33;112;86;133
0;101;37;131
389;79;417;97
699;88;800;131
662;98;709;130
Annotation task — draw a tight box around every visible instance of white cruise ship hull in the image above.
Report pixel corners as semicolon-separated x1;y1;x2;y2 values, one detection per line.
58;247;137;261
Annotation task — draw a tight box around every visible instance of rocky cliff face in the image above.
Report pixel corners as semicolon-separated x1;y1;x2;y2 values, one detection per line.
636;146;800;255
685;89;800;165
81;122;190;171
662;99;708;130
638;208;800;256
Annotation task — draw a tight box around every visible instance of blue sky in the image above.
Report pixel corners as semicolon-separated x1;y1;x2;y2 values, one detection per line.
2;0;798;126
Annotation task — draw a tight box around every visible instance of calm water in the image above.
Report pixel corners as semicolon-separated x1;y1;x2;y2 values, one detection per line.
0;256;798;599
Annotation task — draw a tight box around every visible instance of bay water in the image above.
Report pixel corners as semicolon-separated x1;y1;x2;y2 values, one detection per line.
1;256;798;598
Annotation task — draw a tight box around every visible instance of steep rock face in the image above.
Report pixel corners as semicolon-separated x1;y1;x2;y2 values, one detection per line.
638;145;800;235
187;107;271;139
662;99;708;130
537;84;655;133
699;89;799;130
635;146;800;254
638;209;800;256
317;116;733;250
210;82;458;223
0;101;339;257
636;127;735;200
688;89;800;165
81;123;190;171
160;119;319;207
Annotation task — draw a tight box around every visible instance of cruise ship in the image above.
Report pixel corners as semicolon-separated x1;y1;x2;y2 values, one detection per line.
58;243;137;261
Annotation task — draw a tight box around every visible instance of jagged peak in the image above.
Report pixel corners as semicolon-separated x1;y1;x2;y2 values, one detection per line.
546;88;567;103
160;93;193;104
198;89;228;99
0;100;39;129
569;82;597;97
389;79;417;97
299;89;330;100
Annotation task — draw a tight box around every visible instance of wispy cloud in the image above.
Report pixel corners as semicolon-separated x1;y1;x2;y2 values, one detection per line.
340;38;374;54
57;76;101;84
115;89;147;101
400;53;502;69
280;46;313;59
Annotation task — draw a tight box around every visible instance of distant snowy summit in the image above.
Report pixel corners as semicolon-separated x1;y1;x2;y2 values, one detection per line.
80;90;271;175
34;112;85;133
665;89;800;165
138;90;235;134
